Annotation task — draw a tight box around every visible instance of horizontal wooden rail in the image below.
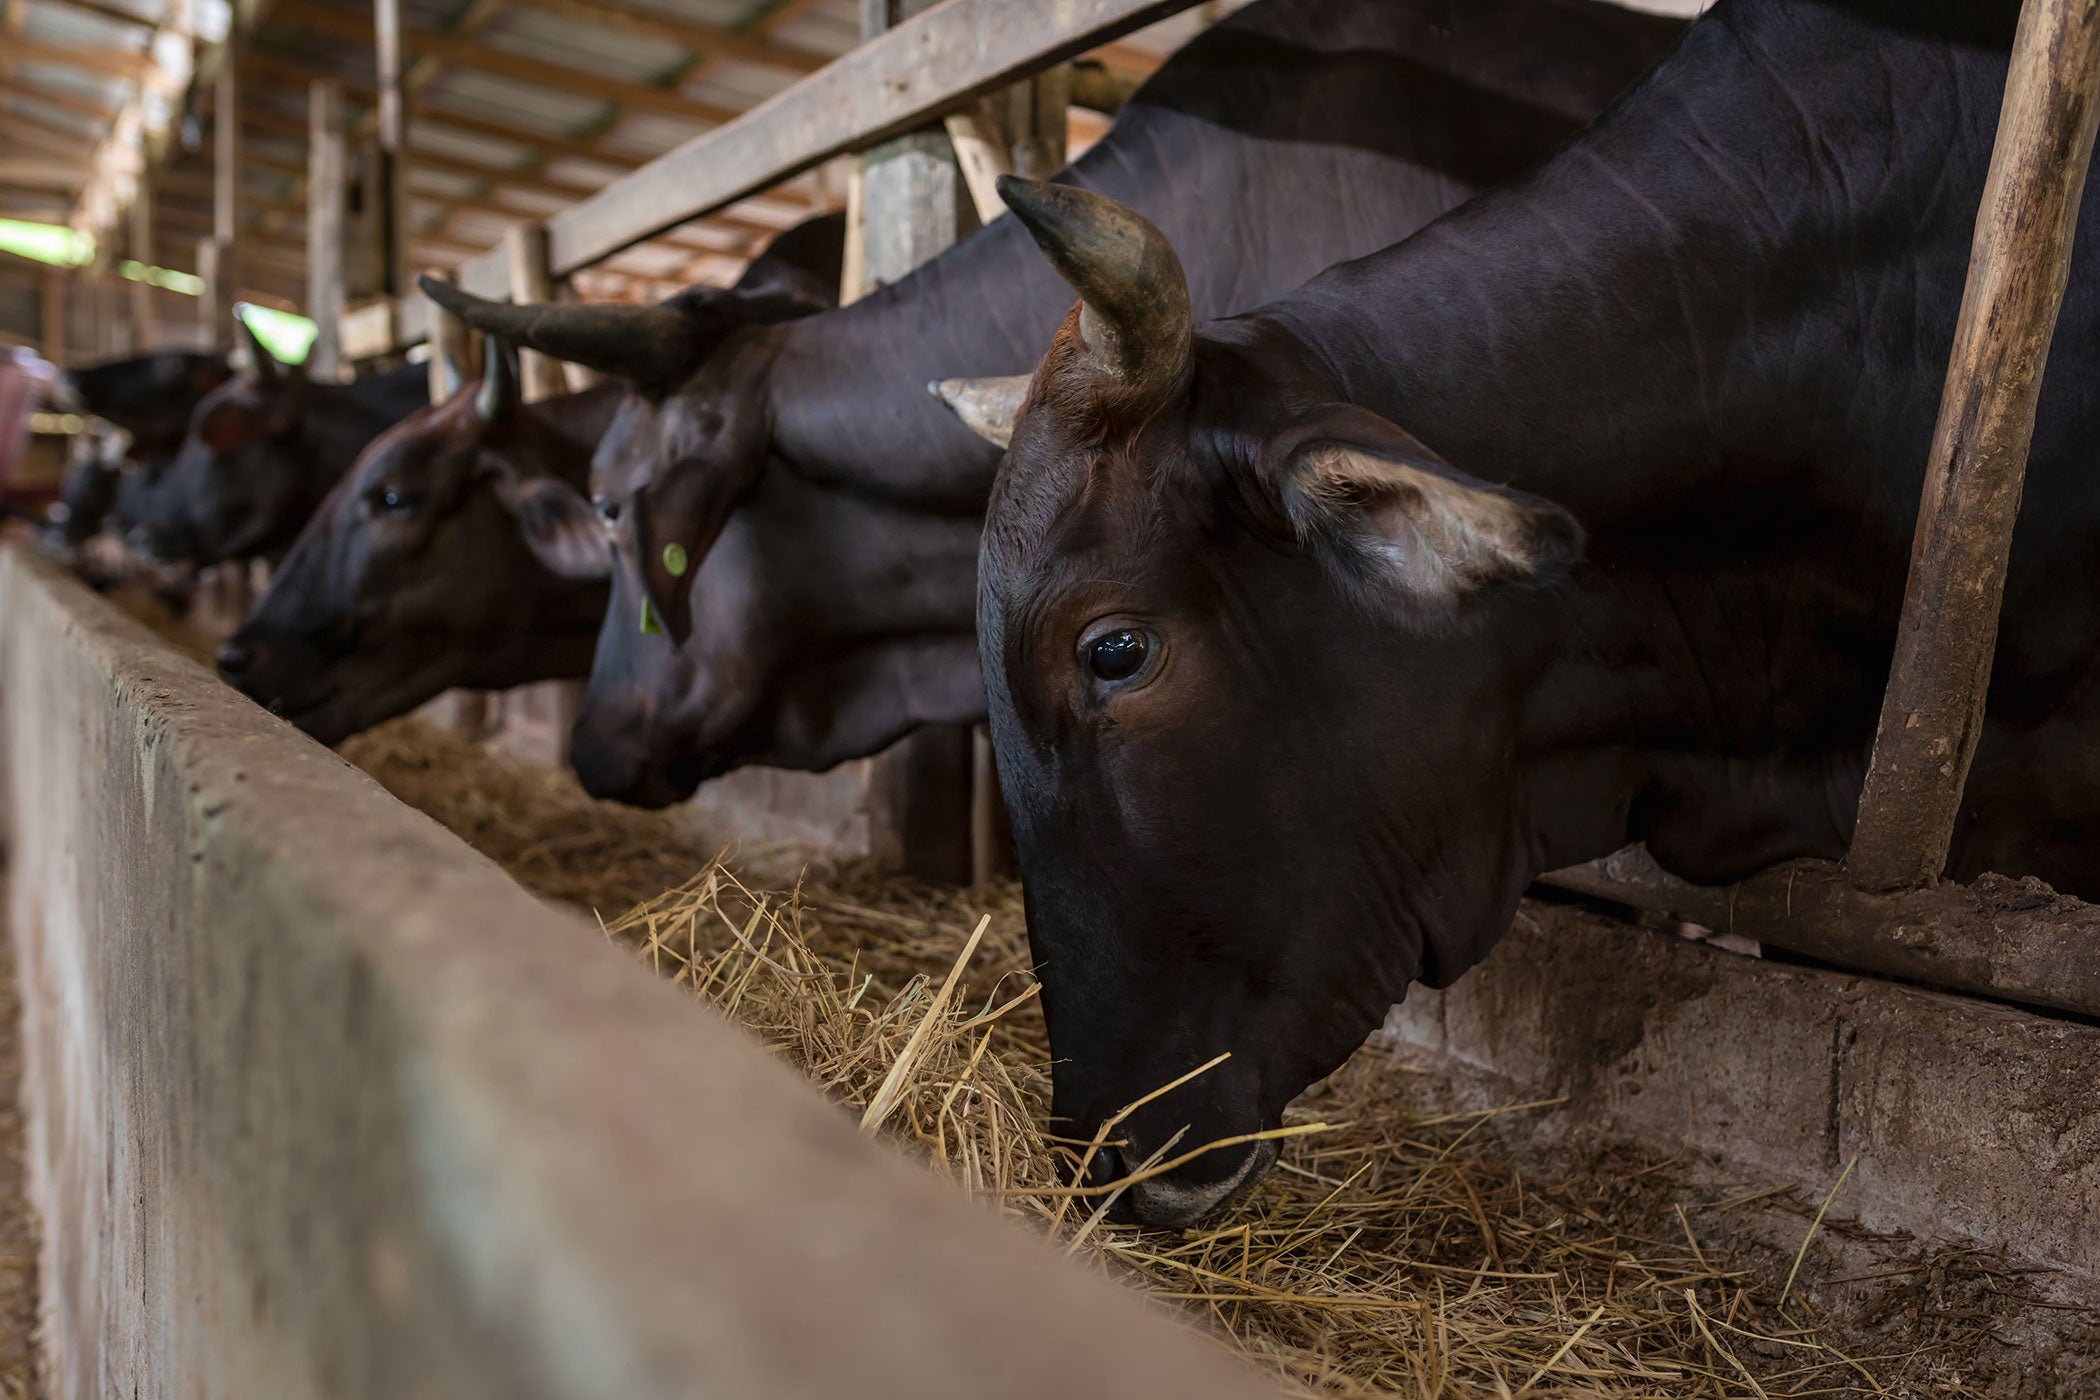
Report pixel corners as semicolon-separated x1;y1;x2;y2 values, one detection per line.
348;0;1199;354
1541;847;2100;1019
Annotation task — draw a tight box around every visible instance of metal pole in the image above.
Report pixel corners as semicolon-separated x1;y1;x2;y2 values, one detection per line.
1849;0;2100;891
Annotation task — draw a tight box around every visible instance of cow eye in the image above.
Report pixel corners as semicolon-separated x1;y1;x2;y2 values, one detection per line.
594;495;620;531
1084;627;1151;683
369;486;416;514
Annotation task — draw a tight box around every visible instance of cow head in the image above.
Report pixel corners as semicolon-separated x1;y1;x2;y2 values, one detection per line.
56;349;232;459
418;230;871;806
217;339;611;745
150;319;320;563
943;179;1583;1226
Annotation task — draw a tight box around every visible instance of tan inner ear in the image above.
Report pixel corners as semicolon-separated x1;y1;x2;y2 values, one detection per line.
1297;444;1546;601
930;375;1029;449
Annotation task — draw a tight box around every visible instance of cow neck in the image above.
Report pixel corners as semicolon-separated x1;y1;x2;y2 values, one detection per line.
1256;0;2014;529
1250;0;2023;885
759;0;1680;514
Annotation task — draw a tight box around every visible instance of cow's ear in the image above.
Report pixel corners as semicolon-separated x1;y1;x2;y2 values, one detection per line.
1279;407;1581;612
930;376;1028;448
489;470;610;580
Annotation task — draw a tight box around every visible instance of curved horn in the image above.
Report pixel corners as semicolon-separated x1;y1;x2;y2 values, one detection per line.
476;334;518;423
929;375;1028;449
418;276;695;393
995;176;1191;397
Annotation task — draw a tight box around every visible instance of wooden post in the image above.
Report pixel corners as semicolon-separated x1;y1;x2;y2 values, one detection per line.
375;0;412;301
1849;0;2100;892
129;184;155;350
210;51;241;341
853;0;983;882
503;224;568;402
195;234;219;344
507;220;584;762
307;81;348;383
40;268;65;364
946;70;1071;228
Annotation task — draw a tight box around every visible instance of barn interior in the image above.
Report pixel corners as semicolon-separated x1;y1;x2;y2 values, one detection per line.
0;0;2096;1396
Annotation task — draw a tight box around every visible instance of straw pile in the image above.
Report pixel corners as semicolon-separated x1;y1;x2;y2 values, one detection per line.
345;718;2014;1398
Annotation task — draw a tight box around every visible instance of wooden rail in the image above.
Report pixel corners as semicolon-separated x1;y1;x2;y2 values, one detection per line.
341;0;1199;355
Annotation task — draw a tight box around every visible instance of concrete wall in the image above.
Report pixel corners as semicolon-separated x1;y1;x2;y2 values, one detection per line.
1388;901;2100;1278
0;547;1271;1400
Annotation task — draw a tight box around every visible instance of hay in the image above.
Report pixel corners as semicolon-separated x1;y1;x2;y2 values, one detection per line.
345;718;2000;1398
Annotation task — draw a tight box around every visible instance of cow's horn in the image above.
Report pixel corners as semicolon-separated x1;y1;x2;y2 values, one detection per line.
929;375;1028;448
418;276;692;391
476;334;518;423
995;176;1190;396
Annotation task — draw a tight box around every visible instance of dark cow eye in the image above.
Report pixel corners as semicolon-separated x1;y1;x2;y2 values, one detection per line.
1085;628;1151;683
370;486;415;514
594;496;620;530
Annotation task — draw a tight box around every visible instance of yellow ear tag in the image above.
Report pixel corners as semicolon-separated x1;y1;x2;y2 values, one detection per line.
639;596;663;635
662;542;688;577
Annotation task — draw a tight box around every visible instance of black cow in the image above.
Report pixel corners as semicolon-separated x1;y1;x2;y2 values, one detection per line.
424;0;1685;807
50;350;233;546
941;0;2100;1226
147;321;430;564
215;347;620;744
219;214;846;745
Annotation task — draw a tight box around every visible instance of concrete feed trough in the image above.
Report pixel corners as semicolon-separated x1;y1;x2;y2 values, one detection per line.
0;546;1270;1400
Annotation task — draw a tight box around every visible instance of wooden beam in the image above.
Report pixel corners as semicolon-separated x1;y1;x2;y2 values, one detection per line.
0;105;101;150
376;0;411;300
857;0;977;883
287;3;742;126
307;80;346;379
0;78;111;124
209;47;242;340
502;0;829;76
40;0;157;31
1849;0;2100;891
1;34;152;83
504;222;567;401
128;180;154;347
538;0;1202;278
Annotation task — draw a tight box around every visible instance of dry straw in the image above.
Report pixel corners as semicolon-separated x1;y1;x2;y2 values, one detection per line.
345;720;1978;1398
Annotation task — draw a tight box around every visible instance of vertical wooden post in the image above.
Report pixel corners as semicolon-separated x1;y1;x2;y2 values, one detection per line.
1848;0;2100;891
195;234;219;344
307;81;348;383
40;269;65;364
420;274;495;738
854;0;982;882
375;0;412;301
129;184;155;350
506;220;584;762
504;224;568;402
210;52;241;341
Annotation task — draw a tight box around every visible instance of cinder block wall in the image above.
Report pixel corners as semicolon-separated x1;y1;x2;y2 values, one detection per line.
0;546;1269;1400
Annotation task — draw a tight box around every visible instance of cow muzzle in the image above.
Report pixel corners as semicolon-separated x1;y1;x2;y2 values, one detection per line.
1114;1137;1279;1229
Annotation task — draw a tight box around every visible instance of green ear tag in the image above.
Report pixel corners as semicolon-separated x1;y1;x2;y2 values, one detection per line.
639;596;663;636
662;542;688;577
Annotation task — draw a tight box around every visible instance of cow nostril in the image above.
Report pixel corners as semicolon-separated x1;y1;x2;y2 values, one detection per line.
215;639;253;680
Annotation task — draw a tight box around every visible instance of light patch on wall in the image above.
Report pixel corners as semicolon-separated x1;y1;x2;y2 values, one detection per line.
237;303;318;366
